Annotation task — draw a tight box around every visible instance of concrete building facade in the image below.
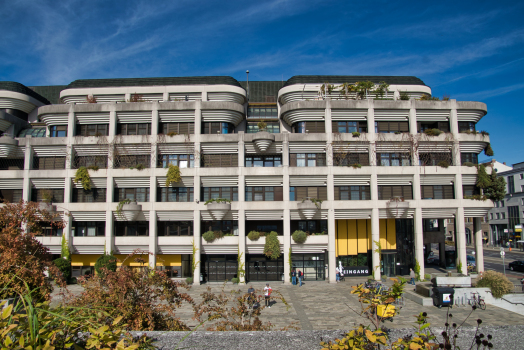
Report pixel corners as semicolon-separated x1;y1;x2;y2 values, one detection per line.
0;75;492;283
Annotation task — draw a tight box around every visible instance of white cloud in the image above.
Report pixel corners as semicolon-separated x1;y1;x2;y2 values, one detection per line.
453;82;524;101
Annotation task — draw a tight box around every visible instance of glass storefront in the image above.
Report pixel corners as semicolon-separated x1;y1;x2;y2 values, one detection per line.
201;254;238;282
246;254;284;281
291;253;326;280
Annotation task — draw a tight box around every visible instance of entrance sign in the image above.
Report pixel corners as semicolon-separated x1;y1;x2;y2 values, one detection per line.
342;266;369;276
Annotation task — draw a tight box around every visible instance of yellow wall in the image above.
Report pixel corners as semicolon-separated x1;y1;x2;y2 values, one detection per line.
336;219;396;256
71;253;182;268
156;254;182;267
71;254;99;266
114;254;149;266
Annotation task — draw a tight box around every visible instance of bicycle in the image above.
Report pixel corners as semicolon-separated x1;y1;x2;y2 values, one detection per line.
470;292;486;310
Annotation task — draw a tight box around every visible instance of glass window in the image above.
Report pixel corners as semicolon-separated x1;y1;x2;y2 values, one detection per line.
50;125;67;137
297;154;306;167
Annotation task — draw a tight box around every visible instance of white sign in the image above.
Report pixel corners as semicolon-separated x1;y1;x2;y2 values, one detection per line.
504;229;509;233
501;251;506;257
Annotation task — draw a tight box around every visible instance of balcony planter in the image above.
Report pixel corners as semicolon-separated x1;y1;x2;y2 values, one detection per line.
297;199;321;220
118;200;142;221
0;134;18;158
252;131;275;152
206;202;231;220
386;198;409;218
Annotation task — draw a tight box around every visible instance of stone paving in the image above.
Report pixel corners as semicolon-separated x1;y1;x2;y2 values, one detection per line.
53;277;524;331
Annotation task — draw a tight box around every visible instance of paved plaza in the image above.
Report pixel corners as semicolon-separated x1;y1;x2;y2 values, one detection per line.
53;277;524;331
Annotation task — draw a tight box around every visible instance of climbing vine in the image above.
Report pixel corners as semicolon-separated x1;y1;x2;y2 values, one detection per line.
237;248;245;284
74;166;91;191
115;198;132;219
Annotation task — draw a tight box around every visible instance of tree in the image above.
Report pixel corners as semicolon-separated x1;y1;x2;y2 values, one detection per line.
0;201;65;300
476;165;490;189
484;170;506;202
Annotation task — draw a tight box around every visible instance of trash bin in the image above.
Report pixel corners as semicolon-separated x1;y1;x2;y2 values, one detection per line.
432;287;454;308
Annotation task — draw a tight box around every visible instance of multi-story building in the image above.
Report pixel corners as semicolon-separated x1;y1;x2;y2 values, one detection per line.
486;161;524;248
0;75;492;283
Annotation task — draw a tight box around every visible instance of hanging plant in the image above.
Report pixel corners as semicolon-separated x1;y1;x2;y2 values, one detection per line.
247;230;260;241
74;166;91;191
292;230;307;244
165;164;182;187
263;231;281;260
484;143;494;157
115;198;132;219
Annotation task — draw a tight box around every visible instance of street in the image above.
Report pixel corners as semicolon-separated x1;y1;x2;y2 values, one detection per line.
468;247;524;280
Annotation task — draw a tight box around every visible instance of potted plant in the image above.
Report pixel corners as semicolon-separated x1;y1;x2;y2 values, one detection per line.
116;199;142;221
247;230;260;241
205;198;231;220
297;198;322;220
292;230;308;244
252;120;275;152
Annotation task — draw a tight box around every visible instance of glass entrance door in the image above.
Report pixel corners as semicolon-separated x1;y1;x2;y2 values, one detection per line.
201;254;238;282
381;253;396;277
247;254;284;281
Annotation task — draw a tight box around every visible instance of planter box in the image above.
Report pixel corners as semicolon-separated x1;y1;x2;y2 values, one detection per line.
202;236;239;245
297;200;319;220
120;201;142;221
386;200;409;218
206;202;231;220
434;275;471;288
252;131;275;152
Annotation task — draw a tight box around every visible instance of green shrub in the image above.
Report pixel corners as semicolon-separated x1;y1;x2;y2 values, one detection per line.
424;128;442;136
399;91;410;100
291;230;307;244
53;258;71;281
94;254;117;276
203;231;216;242
247;230;260;241
351;163;362;168
264;231;281;260
484;143;494;156
476;270;514;298
186;277;193;284
463;162;474;167
424;273;431;280
352;131;360;137
74;166;91;191
437;160;449;168
231;277;239;284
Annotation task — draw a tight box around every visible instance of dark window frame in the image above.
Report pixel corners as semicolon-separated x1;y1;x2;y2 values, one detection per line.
76;124;109;137
333;121;367;133
158;154;194;168
245;155;282;167
201;154;238;167
377;153;411;166
421;185;455;200
0;189;23;203
72;188;107;203
114;221;149;236
157;187;194;202
289;186;328;201
333;153;369;166
159;122;195;135
201;187;238;202
378;186;413;200
202;122;235;134
157;221;193;236
246;122;280;133
245;186;283;201
33;156;66;170
461;153;478;165
335;186;371;200
73;221;105;237
117;123;152;136
375;121;409;133
289;153;326;167
50;125;67;137
114;188;150;202
31;189;64;203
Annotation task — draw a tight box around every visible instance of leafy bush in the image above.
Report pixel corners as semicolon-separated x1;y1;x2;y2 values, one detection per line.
53;258;71;281
74;166;91;191
204;198;232;205
484;143;494;156
476;270;514;298
424;128;442;136
186;277;193;284
291;230;307;244
352;131;360;137
480;130;490;136
94;254;117;275
203;230;216;242
424;273;431;280
264;231;281;260
247;230;260;241
351;163;362;168
231;277;240;284
399;91;410;100
463;162;474;167
476;164;490;189
437;160;449;168
165;164;181;186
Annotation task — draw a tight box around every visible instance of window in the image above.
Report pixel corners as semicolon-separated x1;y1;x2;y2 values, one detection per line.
245;187;283;201
33;157;66;170
501;213;506;219
201;220;238;235
201;187;238;201
0;189;23;203
292;220;328;235
520;174;523;180
292;121;325;133
117;123;151;135
114;155;151;169
496;213;500;220
73;221;105;236
508;206;519;231
421;185;454;199
335;186;370;200
36;222;63;237
423;219;440;232
72;188;106;203
202;122;235;134
160;122;195;135
73;156;108;169
50;125;67;137
378;186;413;200
114;222;149;236
508;175;515;194
490;213;493;220
247;106;278;119
419;153;453;166
0;158;24;170
500;201;505;207
245;155;282;167
158;154;194;168
521;185;524;192
417;121;449;133
333;121;367;133
157;187;194;202
201;154;238;167
458;122;476;133
76;124;108;136
462;185;480;197
114;188;150;202
377;153;411;166
157;221;193;236
31;189;64;203
461;153;478;165
375;121;409;133
246;122;280;133
333;153;369;166
289;153;326;167
289;187;328;201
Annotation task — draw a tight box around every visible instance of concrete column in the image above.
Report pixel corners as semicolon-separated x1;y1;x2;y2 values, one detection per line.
408;103;417;134
371;207;381;280
456;207;468;274
67;107;75;144
283;208;291;284
151;102;159;137
328;207;336;283
449;100;461;166
454;173;463;200
193;209;202;284
325;99;333;167
124;93;131;102
108;105;117;137
194;101;202;168
282;133;289;167
367;100;375;138
238;132;245;167
64;214;73;257
23;138;32;201
412;173;421;201
105;176;114;254
238;171;246;284
149;211;157;269
414;207;425;279
162;92;169;102
474;217;484;273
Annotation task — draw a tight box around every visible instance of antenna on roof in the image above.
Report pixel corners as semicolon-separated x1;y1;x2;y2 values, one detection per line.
246;70;249;103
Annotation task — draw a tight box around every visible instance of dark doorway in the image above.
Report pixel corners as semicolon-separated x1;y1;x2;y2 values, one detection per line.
201;254;238;282
246;254;284;281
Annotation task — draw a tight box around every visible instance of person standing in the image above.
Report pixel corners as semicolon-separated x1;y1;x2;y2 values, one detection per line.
298;270;303;287
410;268;416;286
291;269;297;285
335;266;340;283
264;283;272;308
247;285;256;308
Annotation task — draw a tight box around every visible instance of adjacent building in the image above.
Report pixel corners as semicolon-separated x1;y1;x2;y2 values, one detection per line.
0;75;492;283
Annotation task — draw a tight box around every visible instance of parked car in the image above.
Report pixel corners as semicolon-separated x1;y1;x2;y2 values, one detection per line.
509;260;524;272
467;255;476;267
426;251;437;264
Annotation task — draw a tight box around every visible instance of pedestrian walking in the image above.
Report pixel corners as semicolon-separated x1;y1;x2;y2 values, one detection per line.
298;270;303;287
410;268;416;286
335;266;340;282
264;283;272;308
291;269;297;285
247;285;255;308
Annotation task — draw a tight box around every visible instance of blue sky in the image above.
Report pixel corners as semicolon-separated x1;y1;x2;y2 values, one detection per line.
1;0;523;164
